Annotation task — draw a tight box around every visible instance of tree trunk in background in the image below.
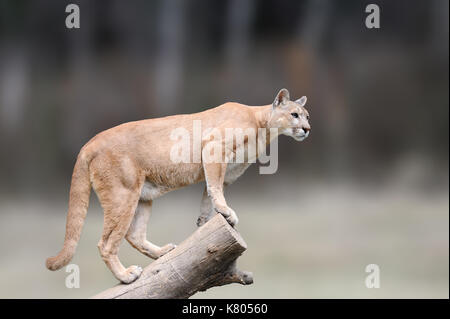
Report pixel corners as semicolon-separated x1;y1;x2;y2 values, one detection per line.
64;0;95;155
223;0;255;100
298;0;350;180
152;0;186;114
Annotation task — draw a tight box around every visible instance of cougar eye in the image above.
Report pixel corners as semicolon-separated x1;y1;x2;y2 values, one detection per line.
291;113;299;118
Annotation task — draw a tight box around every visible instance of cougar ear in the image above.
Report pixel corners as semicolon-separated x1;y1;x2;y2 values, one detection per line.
295;96;307;107
273;88;290;108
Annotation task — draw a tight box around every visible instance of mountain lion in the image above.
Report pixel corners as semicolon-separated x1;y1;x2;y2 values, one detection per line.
46;88;311;283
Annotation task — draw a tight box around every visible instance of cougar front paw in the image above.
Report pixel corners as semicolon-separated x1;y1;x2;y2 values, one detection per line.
215;206;239;227
226;213;239;227
119;265;143;284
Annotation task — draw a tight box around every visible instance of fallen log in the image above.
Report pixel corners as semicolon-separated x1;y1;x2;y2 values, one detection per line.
93;213;253;299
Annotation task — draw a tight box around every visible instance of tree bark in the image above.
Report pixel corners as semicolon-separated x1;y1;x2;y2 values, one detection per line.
92;214;253;299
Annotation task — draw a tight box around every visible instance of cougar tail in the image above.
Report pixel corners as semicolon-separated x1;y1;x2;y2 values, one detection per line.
46;151;91;271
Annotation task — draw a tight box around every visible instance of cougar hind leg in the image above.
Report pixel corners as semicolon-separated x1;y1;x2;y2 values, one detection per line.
96;185;143;284
93;155;145;284
125;199;176;259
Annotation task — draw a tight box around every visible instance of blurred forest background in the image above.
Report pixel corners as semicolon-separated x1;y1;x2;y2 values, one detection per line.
0;0;448;298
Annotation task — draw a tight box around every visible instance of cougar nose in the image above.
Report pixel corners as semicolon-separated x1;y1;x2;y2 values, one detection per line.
303;127;310;133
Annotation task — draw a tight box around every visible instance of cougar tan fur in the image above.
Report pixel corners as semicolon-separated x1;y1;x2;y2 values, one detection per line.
46;88;311;283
